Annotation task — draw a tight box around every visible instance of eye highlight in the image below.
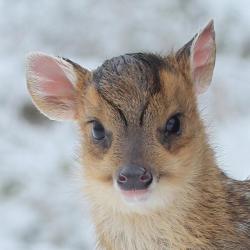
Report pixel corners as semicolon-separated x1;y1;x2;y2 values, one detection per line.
164;114;181;136
92;121;106;140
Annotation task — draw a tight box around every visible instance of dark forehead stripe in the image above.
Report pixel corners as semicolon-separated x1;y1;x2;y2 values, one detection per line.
97;90;128;127
92;53;168;126
93;53;166;95
139;100;149;126
125;53;165;94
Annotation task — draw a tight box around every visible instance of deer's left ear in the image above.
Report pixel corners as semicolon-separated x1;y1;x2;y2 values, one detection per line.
176;20;216;94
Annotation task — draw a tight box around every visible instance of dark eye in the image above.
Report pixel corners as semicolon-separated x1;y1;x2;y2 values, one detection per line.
164;114;181;136
92;121;106;140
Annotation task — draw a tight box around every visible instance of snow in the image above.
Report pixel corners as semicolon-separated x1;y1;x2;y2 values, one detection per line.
0;0;250;249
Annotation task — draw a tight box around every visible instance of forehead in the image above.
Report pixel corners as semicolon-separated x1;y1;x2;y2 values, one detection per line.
93;53;166;96
88;53;190;124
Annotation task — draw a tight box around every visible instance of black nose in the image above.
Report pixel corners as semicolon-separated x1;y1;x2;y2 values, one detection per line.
117;165;153;191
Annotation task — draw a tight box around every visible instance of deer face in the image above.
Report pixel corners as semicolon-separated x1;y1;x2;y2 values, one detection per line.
26;21;216;213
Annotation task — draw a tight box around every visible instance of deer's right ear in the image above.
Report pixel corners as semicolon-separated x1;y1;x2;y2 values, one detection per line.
26;52;90;121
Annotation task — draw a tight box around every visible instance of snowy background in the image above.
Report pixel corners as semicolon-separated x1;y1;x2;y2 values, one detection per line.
0;0;250;249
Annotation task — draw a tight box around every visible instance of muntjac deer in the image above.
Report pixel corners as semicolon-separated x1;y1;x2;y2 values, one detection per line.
26;20;250;249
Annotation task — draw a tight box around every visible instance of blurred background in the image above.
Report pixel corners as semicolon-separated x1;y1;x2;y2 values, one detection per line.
0;0;250;249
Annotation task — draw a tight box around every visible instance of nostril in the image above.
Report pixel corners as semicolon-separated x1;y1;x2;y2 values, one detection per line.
139;171;152;183
118;174;128;183
117;166;153;190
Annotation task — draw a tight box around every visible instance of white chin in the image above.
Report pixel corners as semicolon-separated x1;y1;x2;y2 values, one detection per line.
112;180;177;213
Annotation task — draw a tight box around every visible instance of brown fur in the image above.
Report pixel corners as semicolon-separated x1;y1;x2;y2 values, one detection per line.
71;53;250;249
26;25;250;249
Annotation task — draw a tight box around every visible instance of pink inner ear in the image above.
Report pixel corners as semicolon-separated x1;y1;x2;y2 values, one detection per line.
190;21;215;94
31;55;74;97
192;27;213;69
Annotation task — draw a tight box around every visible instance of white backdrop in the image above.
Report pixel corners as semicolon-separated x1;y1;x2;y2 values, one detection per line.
0;0;250;249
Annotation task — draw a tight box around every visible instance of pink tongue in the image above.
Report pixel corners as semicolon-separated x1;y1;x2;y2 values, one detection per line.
121;189;147;198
